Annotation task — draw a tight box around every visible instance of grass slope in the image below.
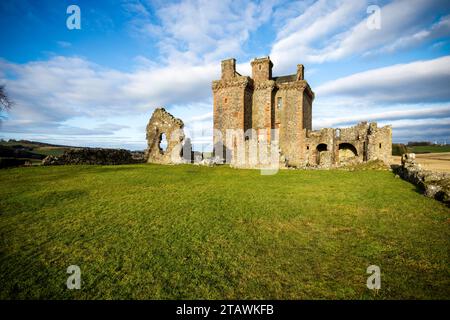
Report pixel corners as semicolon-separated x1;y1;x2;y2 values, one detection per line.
0;164;449;299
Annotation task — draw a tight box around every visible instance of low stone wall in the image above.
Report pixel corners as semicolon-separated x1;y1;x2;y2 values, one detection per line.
42;148;134;166
394;153;449;205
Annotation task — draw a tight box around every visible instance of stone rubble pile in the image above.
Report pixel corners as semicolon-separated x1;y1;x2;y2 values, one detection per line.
42;148;135;166
394;153;449;205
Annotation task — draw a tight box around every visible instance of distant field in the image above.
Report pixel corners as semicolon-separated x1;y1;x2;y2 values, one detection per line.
392;152;450;173
0;141;76;167
33;147;67;157
409;145;450;154
0;164;449;299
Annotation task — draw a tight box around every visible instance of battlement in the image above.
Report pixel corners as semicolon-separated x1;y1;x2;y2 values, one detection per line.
211;57;390;169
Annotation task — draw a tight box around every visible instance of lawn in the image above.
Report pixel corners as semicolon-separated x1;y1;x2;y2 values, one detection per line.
0;164;449;299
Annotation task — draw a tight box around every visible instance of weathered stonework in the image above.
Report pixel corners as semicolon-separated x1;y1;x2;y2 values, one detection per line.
41;148;134;165
145;108;185;164
303;121;392;168
394;153;450;205
212;57;392;169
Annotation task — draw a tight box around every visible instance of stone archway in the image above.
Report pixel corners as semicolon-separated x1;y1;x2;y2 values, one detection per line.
316;143;328;165
338;143;358;164
145;108;185;164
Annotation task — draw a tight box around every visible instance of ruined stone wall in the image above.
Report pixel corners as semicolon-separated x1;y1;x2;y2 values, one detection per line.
367;123;392;163
42;148;134;166
395;153;449;205
145;108;184;164
303;122;392;168
335;123;367;164
304;128;335;167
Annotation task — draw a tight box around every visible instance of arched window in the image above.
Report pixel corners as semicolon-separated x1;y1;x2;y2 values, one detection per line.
316;144;328;165
317;144;327;152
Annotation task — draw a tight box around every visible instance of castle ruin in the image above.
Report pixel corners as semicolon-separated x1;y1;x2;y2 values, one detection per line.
212;57;392;168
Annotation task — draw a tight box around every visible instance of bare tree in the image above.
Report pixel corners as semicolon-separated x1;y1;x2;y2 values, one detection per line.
0;85;13;112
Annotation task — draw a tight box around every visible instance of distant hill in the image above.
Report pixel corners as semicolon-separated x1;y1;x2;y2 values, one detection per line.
0;140;79;167
0;139;76;149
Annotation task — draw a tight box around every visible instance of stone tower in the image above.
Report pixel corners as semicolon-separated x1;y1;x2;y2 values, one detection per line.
212;56;314;167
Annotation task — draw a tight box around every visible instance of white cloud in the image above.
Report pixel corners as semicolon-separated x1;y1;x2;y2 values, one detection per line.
314;105;450;128
186;112;213;123
57;41;72;48
0;55;220;147
315;56;450;103
270;0;450;72
125;0;278;64
0;55;219;120
367;14;450;56
270;0;365;71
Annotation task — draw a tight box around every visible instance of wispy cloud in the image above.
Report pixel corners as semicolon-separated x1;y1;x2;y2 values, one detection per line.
270;0;450;72
315;105;450;128
124;0;278;64
57;41;72;48
316;55;450;103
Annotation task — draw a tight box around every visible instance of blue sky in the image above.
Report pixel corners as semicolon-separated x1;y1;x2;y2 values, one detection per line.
0;0;449;151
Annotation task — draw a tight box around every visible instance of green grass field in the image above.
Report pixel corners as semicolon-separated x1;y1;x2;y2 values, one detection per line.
409;145;450;154
0;164;449;299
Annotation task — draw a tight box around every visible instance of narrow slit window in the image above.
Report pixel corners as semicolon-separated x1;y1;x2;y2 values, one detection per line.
277;97;282;109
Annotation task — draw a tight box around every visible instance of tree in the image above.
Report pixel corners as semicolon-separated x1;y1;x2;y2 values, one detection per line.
0;85;13;112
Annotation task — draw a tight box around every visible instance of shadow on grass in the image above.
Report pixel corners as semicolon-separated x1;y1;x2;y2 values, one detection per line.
25;190;91;211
